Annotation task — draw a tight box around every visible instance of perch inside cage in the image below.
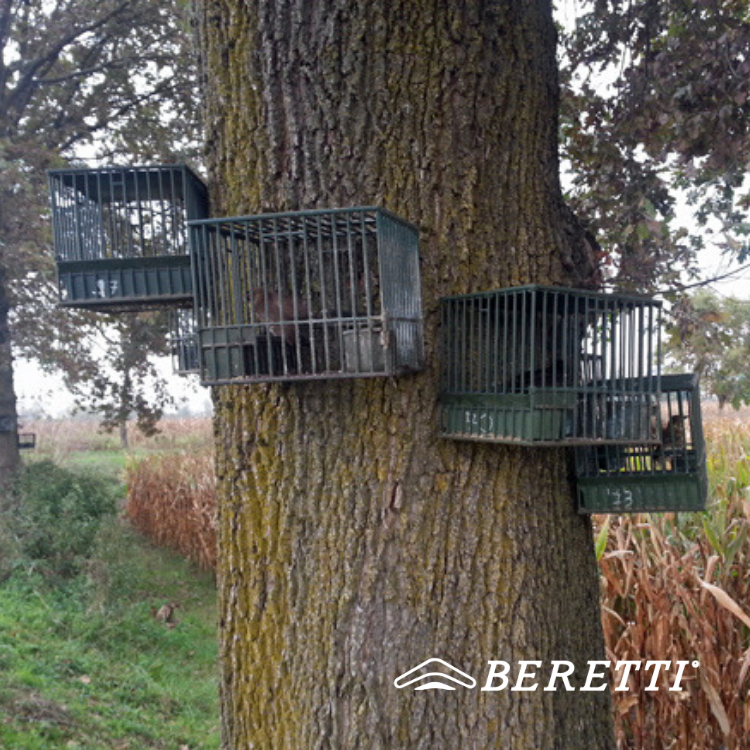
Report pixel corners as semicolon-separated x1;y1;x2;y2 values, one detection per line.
189;207;424;384
49;165;208;311
169;309;200;375
575;373;707;513
439;285;662;445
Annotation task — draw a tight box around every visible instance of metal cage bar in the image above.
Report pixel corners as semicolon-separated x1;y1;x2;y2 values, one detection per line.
439;285;663;446
189;206;424;385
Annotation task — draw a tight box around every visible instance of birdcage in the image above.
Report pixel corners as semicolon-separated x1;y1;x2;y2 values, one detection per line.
575;373;707;513
189;207;424;384
169;308;200;375
439;285;662;445
49;165;208;311
17;433;36;450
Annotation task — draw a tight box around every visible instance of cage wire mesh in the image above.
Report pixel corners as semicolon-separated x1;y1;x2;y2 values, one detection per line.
575;373;707;513
189;207;424;384
169;308;200;375
49;165;208;310
439;285;662;445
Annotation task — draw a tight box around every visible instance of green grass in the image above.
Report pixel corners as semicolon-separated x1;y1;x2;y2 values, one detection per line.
0;524;220;750
61;449;131;477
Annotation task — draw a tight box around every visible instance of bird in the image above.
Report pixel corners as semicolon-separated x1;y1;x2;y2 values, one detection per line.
652;414;688;470
249;287;309;345
151;602;180;628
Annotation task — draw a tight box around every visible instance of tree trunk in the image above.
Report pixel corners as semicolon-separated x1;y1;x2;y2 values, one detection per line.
0;267;20;497
197;1;615;748
119;421;129;450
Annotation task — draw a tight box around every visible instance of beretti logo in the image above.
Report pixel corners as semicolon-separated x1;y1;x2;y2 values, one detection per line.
395;659;700;692
394;658;477;691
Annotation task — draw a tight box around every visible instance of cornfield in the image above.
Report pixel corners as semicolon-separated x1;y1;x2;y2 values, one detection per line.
598;403;750;749
125;451;216;571
123;404;750;747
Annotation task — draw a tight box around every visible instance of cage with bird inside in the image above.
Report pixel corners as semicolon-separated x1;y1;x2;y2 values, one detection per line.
48;164;208;311
574;372;707;513
188;206;424;384
439;285;663;445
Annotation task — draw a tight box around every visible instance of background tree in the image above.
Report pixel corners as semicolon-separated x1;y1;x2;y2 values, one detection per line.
560;0;750;293
667;290;750;408
198;1;615;748
0;0;200;485
36;311;176;448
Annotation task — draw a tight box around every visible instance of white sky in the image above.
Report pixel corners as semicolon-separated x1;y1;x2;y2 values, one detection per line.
15;355;212;420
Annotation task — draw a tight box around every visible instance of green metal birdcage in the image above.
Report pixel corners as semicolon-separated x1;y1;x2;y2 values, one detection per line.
439;285;662;445
575;373;707;513
189;207;424;384
49;165;208;311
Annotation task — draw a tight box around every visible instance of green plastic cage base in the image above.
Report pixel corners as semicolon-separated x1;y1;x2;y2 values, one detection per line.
577;474;707;514
57;255;193;310
439;391;578;445
196;323;408;385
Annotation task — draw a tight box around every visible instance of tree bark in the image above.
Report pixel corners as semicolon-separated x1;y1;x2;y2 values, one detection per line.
197;1;615;748
0;266;20;496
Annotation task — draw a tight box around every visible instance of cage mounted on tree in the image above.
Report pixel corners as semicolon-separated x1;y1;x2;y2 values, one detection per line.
189;207;424;384
49;165;208;311
439;285;663;445
17;433;36;450
169;309;200;376
575;373;707;513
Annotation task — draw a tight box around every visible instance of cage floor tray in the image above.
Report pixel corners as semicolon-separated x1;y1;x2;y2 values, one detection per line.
577;473;706;514
440;391;578;444
57;255;193;310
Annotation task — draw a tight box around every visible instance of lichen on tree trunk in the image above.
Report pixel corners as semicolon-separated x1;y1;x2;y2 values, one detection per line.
197;1;616;748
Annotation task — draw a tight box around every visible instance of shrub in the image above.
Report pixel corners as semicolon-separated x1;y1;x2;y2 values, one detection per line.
5;460;121;578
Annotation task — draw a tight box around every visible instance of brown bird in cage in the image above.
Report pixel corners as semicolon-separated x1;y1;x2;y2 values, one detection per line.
652;414;688;470
249;287;309;344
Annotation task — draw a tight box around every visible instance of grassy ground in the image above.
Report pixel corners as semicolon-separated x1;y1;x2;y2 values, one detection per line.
0;527;219;750
1;421;219;750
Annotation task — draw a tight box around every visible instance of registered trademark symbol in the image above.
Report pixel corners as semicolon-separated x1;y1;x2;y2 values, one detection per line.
692;661;700;668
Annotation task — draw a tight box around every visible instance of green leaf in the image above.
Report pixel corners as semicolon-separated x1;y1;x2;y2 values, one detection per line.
595;517;610;561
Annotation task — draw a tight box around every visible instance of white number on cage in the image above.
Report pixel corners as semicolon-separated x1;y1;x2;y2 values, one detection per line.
464;410;494;435
606;487;634;510
94;279;119;298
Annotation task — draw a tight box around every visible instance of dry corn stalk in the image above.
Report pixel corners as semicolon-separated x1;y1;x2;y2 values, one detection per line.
125;450;217;570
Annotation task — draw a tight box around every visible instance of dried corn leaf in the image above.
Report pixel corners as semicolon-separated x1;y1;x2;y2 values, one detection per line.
738;647;750;691
699;673;731;738
699;579;750;630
